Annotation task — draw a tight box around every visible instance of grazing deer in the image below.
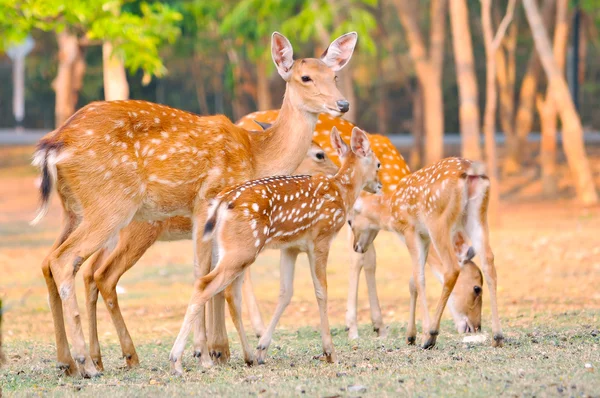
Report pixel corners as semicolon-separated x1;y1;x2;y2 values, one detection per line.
81;140;338;371
169;127;381;374
349;158;503;348
31;31;358;377
237;111;486;340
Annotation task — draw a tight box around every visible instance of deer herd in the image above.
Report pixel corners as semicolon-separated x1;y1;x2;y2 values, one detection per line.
31;31;503;378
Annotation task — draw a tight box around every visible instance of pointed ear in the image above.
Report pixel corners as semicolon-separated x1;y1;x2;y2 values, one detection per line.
330;126;349;158
350;127;371;158
271;32;294;81
320;32;358;71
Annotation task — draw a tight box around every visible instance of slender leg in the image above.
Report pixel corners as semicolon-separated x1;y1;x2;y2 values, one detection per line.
190;209;215;368
363;245;386;338
403;228;430;346
307;242;336;363
256;248;298;364
41;210;78;376
345;238;363;341
170;255;248;375
207;238;230;364
423;225;460;349
83;248;110;371
469;217;503;347
406;276;418;345
94;221;162;368
49;209;133;378
242;270;266;338
224;275;255;366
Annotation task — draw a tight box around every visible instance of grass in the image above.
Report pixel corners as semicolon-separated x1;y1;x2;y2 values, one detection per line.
1;311;599;397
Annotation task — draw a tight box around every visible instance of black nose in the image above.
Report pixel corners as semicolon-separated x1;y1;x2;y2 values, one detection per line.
474;286;482;295
337;100;349;113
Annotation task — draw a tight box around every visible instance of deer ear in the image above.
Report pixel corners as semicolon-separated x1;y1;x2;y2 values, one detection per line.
272;32;294;81
350;127;371;158
320;32;358;71
330;126;349;158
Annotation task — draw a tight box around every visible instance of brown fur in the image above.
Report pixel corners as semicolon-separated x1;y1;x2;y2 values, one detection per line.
32;31;358;377
168;127;380;373
349;158;503;348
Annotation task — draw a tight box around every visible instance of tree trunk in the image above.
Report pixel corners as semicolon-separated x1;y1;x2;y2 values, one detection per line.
410;82;423;170
394;0;447;165
53;31;80;127
192;54;210;115
376;36;389;134
422;78;445;165
102;41;129;101
496;21;517;143
539;0;570;196
450;0;482;160
523;0;598;204
481;0;515;225
256;58;272;111
506;0;556;174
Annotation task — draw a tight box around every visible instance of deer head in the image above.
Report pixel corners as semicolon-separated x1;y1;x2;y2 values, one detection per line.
272;32;357;117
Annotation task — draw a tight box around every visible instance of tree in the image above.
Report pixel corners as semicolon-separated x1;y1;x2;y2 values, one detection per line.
1;0;181;126
450;0;482;161
537;0;570;196
481;0;516;223
523;0;598;205
393;0;447;165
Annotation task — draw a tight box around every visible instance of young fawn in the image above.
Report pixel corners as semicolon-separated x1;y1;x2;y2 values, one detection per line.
32;31;357;377
349;158;503;348
348;207;484;335
168;127;381;374
238;111;485;340
80;141;337;370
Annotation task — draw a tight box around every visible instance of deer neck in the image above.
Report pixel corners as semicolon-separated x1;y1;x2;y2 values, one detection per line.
333;156;365;211
251;88;317;178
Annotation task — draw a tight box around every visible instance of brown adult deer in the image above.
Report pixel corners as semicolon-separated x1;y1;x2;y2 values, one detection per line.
238;111;485;341
31;31;358;377
168;127;381;374
348;158;503;348
81;141;337;371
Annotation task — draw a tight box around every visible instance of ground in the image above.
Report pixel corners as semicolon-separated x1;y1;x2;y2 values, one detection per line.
0;144;599;397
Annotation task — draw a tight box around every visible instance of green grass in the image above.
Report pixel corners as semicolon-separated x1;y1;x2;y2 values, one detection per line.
2;311;599;397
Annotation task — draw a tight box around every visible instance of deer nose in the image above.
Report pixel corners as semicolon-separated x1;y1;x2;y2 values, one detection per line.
336;100;349;113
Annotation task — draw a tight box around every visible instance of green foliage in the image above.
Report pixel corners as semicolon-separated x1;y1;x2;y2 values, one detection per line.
0;0;182;77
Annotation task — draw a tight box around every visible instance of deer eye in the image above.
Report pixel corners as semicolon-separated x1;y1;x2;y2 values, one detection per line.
377;162;381;169
301;76;312;82
316;152;325;160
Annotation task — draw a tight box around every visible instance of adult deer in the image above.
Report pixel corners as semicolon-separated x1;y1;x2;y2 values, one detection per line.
31;31;358;377
169;127;381;374
237;112;485;340
349;158;503;348
81;141;337;371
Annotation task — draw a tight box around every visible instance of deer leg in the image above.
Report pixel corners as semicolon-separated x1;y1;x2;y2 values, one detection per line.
170;253;249;375
424;225;460;349
94;221;161;369
83;248;111;371
468;216;503;347
41;211;78;376
404;228;430;346
49;212;132;378
345;237;363;341
207;238;230;364
256;248;298;364
191;208;215;368
308;243;336;363
242;270;266;338
224;275;255;366
407;276;418;345
363;244;386;338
